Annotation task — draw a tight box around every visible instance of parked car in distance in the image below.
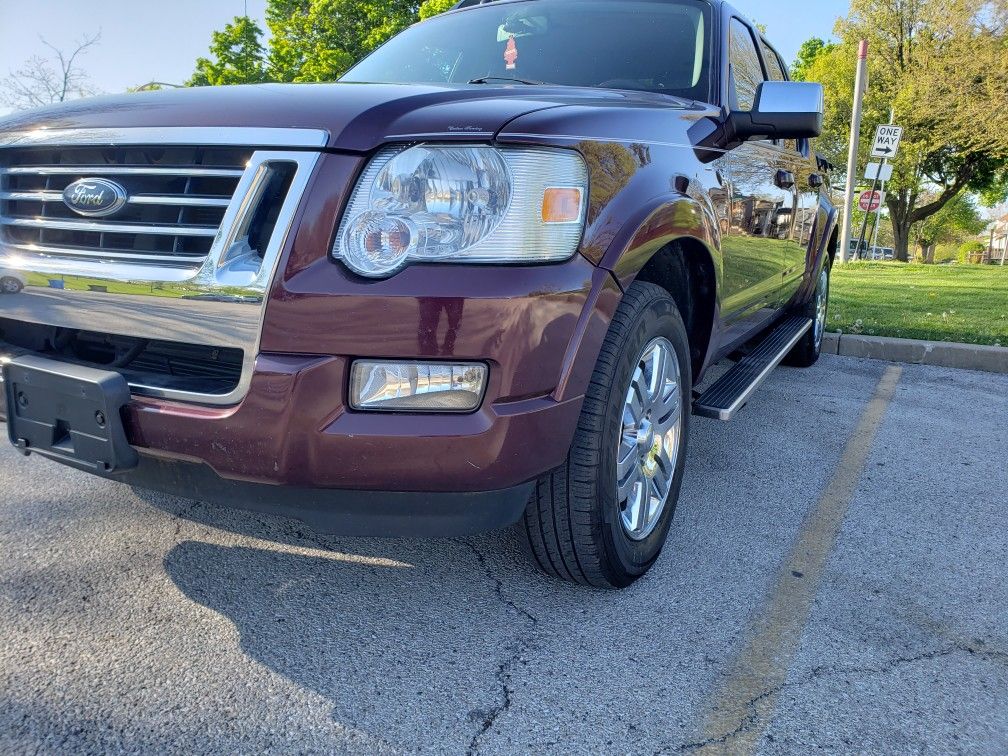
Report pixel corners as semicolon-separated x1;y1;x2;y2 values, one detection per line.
0;271;25;294
0;0;836;588
848;240;894;261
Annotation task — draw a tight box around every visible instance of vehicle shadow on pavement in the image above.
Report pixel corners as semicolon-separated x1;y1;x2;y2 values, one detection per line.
131;357;887;750
143;488;605;747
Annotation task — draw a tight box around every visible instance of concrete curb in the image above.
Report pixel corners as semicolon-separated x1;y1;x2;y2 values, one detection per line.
822;332;1008;374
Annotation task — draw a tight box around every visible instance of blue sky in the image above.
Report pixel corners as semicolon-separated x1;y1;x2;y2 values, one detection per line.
1;0;848;103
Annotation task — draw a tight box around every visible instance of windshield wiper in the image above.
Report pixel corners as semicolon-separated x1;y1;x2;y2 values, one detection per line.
467;76;548;86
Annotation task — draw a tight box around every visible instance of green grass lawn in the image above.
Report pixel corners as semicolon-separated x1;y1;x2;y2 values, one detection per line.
23;272;182;297
829;262;1008;346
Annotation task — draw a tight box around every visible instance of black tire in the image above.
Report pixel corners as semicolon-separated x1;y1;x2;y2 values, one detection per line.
1;276;23;294
522;281;692;589
785;262;831;368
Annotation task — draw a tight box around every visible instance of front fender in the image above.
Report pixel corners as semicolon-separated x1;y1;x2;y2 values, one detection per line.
551;192;724;402
598;192;723;294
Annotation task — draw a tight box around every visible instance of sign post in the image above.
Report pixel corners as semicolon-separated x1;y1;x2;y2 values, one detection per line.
853;123;902;260
865;164;891;255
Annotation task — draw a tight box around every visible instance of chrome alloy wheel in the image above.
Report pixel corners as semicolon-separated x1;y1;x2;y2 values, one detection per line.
813;267;829;351
616;336;683;541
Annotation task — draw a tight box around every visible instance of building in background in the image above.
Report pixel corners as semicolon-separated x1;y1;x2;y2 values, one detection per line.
987;214;1008;265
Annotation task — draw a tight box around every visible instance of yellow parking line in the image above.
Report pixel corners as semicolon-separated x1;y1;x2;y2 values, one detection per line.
690;365;903;755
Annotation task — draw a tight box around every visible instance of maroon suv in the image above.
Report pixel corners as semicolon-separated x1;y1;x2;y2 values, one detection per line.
0;0;836;588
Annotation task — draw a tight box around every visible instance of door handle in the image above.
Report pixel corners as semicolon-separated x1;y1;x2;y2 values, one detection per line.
774;170;796;190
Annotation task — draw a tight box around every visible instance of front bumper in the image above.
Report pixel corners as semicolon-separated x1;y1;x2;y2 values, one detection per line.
0;253;620;534
123;350;586;492
109;454;535;538
0;145;624;534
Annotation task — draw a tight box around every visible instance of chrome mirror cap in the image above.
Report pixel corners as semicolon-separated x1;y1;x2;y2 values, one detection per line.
729;81;825;142
755;81;825;117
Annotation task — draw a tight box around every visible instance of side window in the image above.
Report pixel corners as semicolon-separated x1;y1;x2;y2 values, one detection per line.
760;43;800;151
729;19;765;111
761;41;787;81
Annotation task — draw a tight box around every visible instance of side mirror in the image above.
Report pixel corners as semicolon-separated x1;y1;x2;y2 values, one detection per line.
727;81;824;142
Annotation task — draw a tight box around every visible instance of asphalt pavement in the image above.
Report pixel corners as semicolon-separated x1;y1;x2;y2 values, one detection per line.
1;355;1005;755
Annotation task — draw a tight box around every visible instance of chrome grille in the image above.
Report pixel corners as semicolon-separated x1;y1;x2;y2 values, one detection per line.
0;146;252;267
0;126;327;405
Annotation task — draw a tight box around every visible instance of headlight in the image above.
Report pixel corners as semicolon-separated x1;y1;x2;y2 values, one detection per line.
333;144;588;277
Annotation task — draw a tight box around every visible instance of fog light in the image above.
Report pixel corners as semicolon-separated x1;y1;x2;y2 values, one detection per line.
350;361;488;413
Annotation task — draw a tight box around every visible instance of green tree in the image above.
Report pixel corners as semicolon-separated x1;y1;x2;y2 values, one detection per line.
804;0;1008;261
419;0;456;19
189;16;269;86
912;192;986;263
266;0;421;83
790;38;834;82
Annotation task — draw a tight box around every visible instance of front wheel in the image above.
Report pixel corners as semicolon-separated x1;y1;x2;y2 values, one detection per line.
523;281;692;589
785;263;830;368
1;276;23;294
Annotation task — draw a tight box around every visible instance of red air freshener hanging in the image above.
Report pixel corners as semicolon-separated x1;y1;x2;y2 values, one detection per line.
504;35;518;70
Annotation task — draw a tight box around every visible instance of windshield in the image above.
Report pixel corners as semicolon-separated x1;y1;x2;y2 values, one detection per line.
342;0;713;101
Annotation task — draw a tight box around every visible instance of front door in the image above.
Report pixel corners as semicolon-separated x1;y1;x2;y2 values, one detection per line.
718;17;787;340
758;41;818;306
720;142;790;331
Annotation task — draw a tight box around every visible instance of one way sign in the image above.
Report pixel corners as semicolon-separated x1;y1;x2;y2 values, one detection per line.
872;124;904;158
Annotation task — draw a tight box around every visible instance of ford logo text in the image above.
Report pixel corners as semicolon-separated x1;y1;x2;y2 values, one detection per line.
62;178;129;218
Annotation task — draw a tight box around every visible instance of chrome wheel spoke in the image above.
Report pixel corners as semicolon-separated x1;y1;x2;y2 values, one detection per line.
647;344;666;404
814;269;829;348
616;442;638;481
615;336;684;542
626;377;646;424
655;439;674;483
654;383;681;429
617;460;643;504
637;482;654;531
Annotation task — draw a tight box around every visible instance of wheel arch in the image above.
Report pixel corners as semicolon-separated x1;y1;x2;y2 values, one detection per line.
826;222;839;269
631;239;718;381
599;195;724;381
794;204;839;305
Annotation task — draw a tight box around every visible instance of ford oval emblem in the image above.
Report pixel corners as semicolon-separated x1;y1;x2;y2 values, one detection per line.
62;178;129;218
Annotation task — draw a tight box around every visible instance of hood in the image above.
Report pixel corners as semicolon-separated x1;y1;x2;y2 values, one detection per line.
0;82;687;153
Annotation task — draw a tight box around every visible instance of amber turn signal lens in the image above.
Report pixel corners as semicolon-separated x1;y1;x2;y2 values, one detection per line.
541;187;584;224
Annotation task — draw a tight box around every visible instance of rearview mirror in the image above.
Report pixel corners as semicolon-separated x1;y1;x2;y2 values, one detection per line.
727;81;824;142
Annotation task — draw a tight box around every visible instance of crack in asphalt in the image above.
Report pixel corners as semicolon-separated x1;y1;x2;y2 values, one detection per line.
670;641;1008;754
458;538;538;756
170;501;203;539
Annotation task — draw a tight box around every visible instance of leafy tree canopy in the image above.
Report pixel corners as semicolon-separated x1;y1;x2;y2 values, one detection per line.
189;16;269;87
800;0;1008;261
266;0;421;83
191;1;456;86
913;191;987;262
419;0;456;20
790;38;835;82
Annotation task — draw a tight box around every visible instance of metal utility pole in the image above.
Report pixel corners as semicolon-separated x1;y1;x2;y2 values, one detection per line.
839;40;869;264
